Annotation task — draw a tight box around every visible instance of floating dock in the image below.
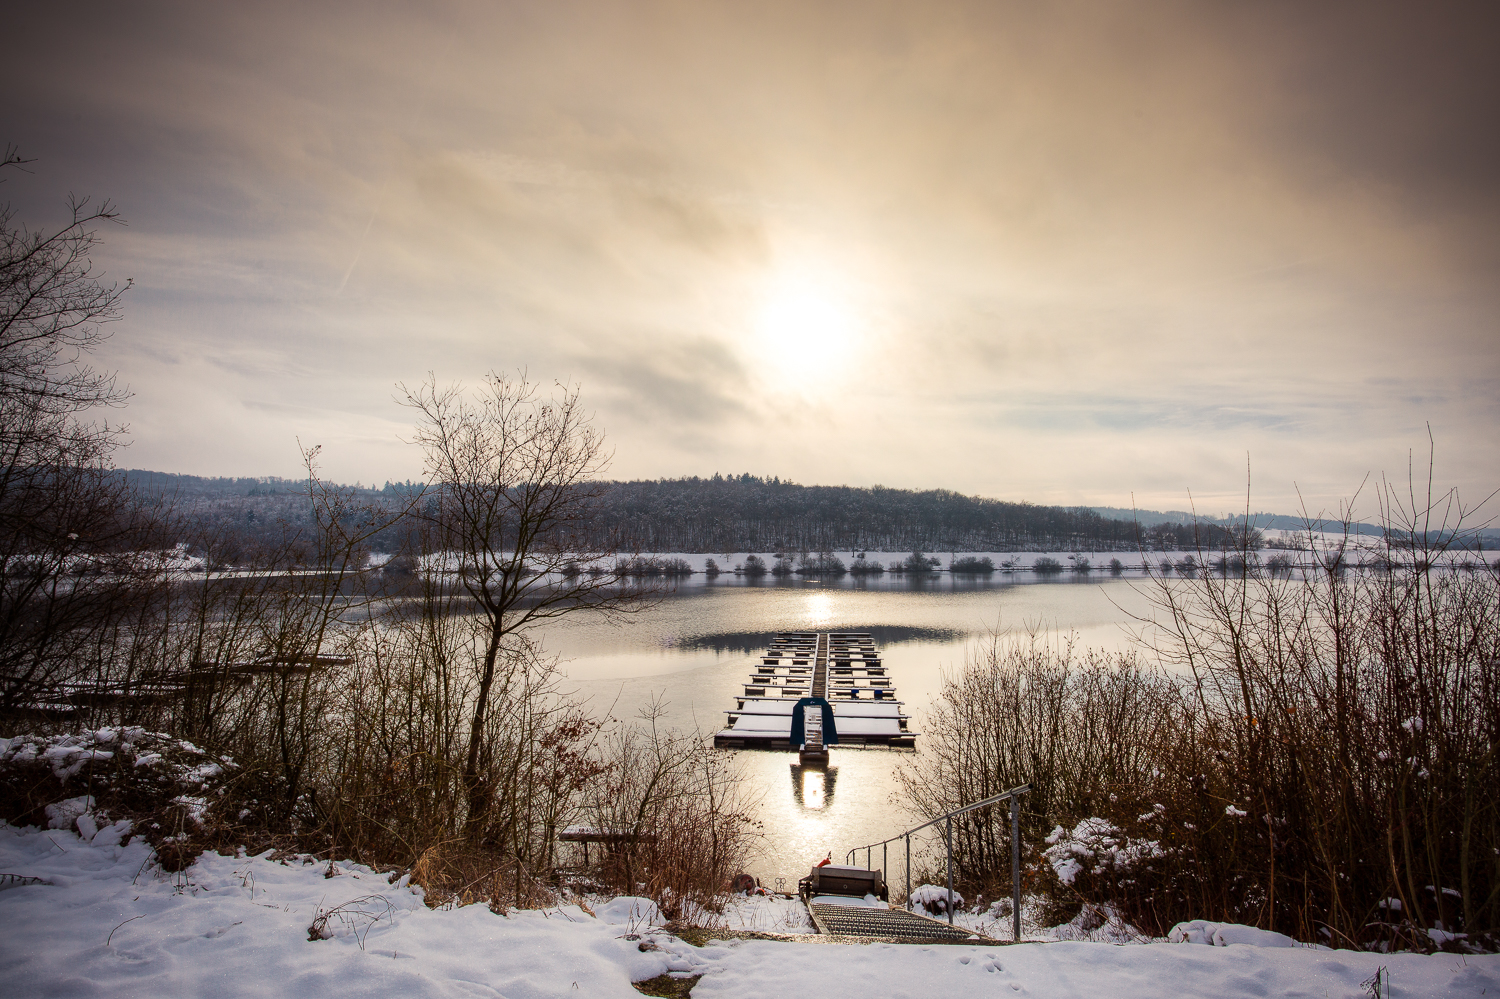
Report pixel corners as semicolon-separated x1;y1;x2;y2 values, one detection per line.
713;632;916;749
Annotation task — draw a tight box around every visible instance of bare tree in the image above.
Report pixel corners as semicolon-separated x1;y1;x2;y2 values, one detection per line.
0;144;130;425
0;147;145;711
401;372;637;839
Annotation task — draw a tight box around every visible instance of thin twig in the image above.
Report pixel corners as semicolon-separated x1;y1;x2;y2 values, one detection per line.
106;914;144;946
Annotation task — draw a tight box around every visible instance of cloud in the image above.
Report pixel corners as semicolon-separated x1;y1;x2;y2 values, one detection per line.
2;0;1495;508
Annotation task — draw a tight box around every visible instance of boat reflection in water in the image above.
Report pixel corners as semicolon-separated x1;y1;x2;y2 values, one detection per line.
790;763;839;810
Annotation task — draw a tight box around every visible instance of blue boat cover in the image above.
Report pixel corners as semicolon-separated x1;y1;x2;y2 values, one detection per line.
788;697;839;747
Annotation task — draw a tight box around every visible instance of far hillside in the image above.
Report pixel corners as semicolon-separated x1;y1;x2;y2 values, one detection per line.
122;470;1257;554
1090;505;1386;536
577;475;1233;552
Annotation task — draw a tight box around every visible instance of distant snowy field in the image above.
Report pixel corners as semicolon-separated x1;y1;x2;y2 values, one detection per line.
140;536;1495;580
3;822;1495;998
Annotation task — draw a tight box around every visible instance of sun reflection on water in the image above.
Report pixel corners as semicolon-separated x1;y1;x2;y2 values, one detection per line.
783;764;841;864
799;768;826;809
791;764;838;811
804;591;834;627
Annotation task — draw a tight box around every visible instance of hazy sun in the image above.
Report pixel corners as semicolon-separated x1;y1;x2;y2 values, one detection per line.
754;275;854;378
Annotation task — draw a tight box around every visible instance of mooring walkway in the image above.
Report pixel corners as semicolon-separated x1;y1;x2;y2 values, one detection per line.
713;632;916;748
811;632;828;698
806;903;991;942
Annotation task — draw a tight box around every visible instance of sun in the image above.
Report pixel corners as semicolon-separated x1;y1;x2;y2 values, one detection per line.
753;275;854;378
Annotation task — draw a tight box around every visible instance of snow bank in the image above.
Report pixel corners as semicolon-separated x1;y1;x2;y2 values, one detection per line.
0;821;685;998
715;892;813;933
595;895;662;927
1169;920;1301;948
0;821;1495;998
810;893;885;908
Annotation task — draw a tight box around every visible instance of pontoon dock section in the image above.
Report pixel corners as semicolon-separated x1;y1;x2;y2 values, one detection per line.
713;632;916;749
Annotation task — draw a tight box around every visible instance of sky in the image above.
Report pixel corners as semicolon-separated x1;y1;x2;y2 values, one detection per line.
5;1;1498;515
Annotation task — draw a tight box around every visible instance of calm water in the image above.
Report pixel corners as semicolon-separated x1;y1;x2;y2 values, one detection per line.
538;572;1157;887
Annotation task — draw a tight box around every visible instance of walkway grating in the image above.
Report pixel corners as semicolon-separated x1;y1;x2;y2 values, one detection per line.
807;904;991;942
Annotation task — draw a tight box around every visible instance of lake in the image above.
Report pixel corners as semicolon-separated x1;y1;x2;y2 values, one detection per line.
537;565;1160;888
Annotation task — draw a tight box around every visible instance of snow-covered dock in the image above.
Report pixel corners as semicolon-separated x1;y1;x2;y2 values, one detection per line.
713;632;916;749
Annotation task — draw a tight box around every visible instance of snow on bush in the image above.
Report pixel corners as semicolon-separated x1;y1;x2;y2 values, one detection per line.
0;728;238;867
1052;903;1145;943
0;728;229;798
1043;818;1164;886
43;794;95;830
908;883;964;916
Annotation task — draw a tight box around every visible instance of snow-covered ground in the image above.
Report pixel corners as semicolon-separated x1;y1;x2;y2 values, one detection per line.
94;540;1496;582
468;546;1495;576
2;822;1496;998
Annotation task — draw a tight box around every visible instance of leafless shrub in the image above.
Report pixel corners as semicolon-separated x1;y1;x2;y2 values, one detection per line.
796;552;846;576
616;556;693;577
902;466;1500;950
404;840;561;912
307;894;397;947
950;555;995;574
580;702;759;920
898;631;1175;923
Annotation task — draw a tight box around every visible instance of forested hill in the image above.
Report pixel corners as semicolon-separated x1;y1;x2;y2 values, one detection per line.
579;476;1152;552
118;470;1248;553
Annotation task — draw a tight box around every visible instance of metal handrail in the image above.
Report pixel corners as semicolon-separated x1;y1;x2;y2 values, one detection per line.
845;783;1031;855
844;783;1030;941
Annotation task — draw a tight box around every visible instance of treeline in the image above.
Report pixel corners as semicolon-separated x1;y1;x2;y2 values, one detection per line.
579;475;1149;551
131;470;1259;555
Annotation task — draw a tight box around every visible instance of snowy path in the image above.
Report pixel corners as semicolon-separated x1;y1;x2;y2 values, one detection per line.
1;822;1495;998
